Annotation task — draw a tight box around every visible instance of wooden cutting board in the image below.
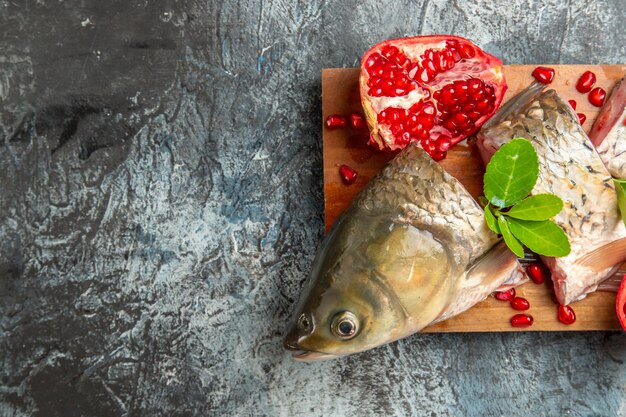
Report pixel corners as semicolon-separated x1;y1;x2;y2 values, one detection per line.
322;64;626;332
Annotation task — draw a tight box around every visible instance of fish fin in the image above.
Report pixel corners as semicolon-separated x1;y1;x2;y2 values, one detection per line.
464;241;522;288
597;265;626;292
575;238;626;272
435;241;522;323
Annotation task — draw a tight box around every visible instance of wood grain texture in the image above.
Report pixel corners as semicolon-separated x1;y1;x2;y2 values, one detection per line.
323;65;626;333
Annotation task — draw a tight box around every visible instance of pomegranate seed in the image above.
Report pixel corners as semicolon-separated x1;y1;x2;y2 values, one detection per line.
568;100;577;110
369;87;384;97
364;55;379;69
456;42;475;58
326;114;347;129
435;135;452;152
339;165;357;185
381;45;399;58
526;263;545;284
576;71;596;93
511;314;534;328
557;305;576;325
422;103;436;115
423;141;437;155
495;288;516;301
588;87;606;107
511;297;530;311
431;151;446;161
577;113;587;125
468;78;482;91
350;113;365;129
532;66;555;84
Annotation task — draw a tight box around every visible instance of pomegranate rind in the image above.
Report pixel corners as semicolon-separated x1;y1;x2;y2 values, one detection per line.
617;274;626;330
359;35;507;152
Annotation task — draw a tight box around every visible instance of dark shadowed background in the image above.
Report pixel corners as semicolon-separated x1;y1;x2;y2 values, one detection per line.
1;1;625;416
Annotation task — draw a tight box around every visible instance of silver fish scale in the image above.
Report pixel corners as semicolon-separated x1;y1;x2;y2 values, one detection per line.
354;144;499;270
512;92;621;244
479;87;626;304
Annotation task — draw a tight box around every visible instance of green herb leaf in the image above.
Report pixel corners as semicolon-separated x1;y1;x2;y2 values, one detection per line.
506;194;564;221
614;179;626;227
508;218;571;257
478;196;489;208
484;204;500;234
498;215;525;258
484;138;539;208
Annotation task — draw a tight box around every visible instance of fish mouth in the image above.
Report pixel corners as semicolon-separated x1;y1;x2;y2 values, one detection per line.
290;350;338;361
284;341;338;362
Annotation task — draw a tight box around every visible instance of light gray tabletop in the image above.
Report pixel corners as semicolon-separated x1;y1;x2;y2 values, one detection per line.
1;1;625;416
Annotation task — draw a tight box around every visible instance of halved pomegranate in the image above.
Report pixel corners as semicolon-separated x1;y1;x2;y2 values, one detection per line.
359;35;507;158
617;274;626;330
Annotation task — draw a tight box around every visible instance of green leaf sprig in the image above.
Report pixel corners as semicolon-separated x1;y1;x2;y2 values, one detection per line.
482;138;571;258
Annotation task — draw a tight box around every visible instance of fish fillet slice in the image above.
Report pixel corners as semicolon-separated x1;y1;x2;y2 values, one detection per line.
477;83;626;305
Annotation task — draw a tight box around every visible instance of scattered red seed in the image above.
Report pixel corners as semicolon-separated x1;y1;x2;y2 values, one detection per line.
326;114;347;129
526;263;545;285
532;66;555;84
588;87;606;107
339;165;357;185
577;113;587;125
350;113;365;129
568;100;577;110
576;71;596;93
511;314;534;327
511;297;530;311
557;305;576;325
495;288;516;301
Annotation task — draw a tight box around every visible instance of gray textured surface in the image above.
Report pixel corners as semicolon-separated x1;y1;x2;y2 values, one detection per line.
1;0;625;416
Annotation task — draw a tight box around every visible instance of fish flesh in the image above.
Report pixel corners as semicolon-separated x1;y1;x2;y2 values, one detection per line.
284;144;522;361
589;76;626;291
590;76;626;179
477;82;626;306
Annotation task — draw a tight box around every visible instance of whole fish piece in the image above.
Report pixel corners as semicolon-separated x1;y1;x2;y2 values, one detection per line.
284;144;521;361
477;82;626;306
590;76;626;179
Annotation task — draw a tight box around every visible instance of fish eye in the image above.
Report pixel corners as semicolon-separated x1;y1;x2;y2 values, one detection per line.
331;311;359;339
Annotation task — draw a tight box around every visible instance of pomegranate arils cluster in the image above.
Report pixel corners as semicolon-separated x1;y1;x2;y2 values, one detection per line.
435;78;495;137
376;102;439;152
365;47;415;97
361;36;505;160
365;40;475;98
